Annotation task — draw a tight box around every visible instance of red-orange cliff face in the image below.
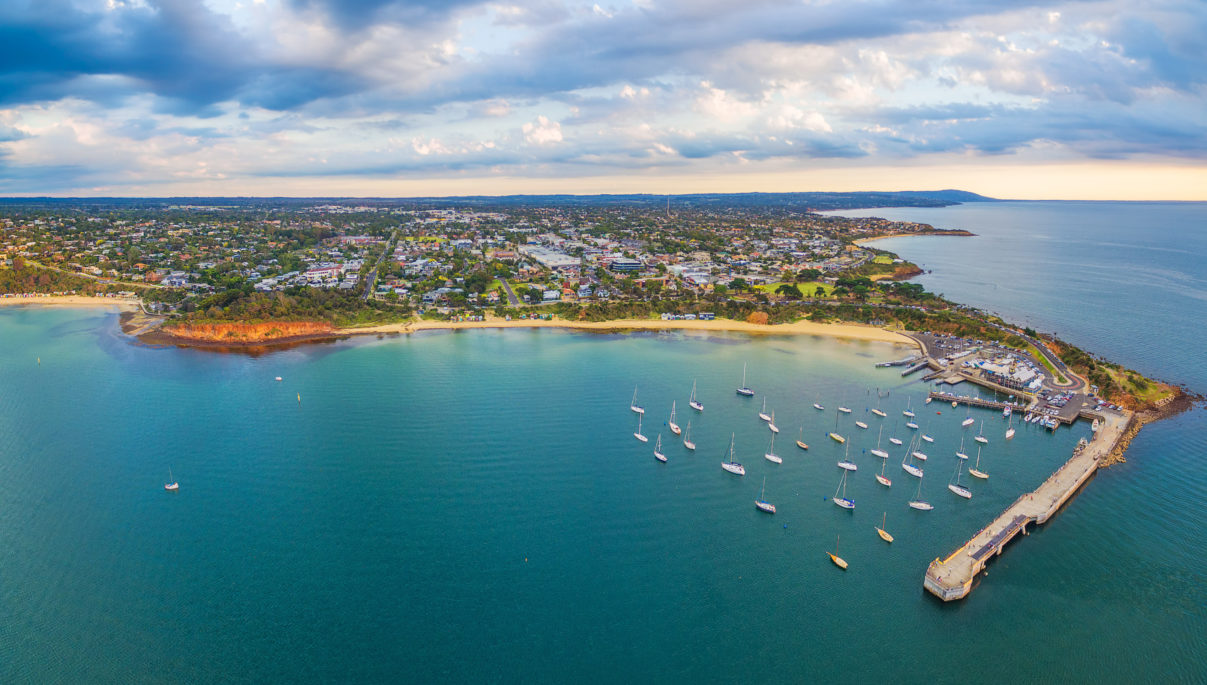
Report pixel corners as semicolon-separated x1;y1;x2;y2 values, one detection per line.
162;320;335;343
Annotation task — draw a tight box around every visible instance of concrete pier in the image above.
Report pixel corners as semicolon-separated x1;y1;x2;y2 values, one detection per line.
923;410;1131;601
928;391;1028;413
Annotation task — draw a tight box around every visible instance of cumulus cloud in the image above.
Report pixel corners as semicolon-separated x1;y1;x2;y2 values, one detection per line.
522;115;563;145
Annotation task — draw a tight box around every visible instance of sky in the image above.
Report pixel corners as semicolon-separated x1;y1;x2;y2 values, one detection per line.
0;0;1204;199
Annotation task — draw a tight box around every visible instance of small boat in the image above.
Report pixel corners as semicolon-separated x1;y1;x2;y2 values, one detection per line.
909;474;934;510
855;420;868;429
795;427;809;451
653;434;667;462
901;437;923;478
951;400;957;408
689;380;704;412
721;434;745;475
875;458;892;487
767;410;779;434
1091;418;1100;433
755;476;776;514
925;396;933;404
1025;412;1034;422
912;449;928;461
758;397;771;422
813;401;825;411
961;408;974;427
888;436;903;446
274;376;282;382
634;414;648;442
875;512;894;543
837;441;857;472
870;426;889;459
829;534;848;569
903;397;915;418
736;363;755;397
948;458;972;499
630;386;644;414
1002;406;1012;418
765;433;782;464
871;391;887;417
969;444;989;479
1005;415;1016;440
955;435;969;461
839;406;852;414
974;420;989;444
871;408;887;418
921;431;934;443
683;421;697;451
164;468;179;491
668;400;681;436
832;469;855;509
905;421;919;430
829;409;845;443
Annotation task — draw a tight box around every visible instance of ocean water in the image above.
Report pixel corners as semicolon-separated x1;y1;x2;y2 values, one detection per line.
1;200;1205;683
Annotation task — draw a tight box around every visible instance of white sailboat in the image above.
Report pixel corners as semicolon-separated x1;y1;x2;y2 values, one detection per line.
888;435;903;446
721;434;745;475
765;433;782;464
630;386;644;414
683;421;697;451
909;473;934;510
911;446;929;461
921;421;934;442
838;440;857;471
871;391;887;418
164;467;179;491
653;434;667;462
1005;414;1016;440
961;407;975;427
768;410;779;434
833;469;855;509
813;399;825;411
795;426;809;451
906;419;919;430
755;476;776;514
974;419;989;444
901;436;923;478
838;404;852;414
855;420;869;429
876;512;894;542
955;435;969;461
876;457;892;487
758;397;771;422
634;414;648;442
948;458;972;499
689;380;704;412
903;397;915;418
969;444;989;479
870;426;889;459
668;400;681;436
736;363;755;397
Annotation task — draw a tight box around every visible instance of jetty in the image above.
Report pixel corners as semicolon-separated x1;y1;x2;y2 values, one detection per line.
928;391;1027;413
901;360;933;377
876;355;920;368
923;409;1128;601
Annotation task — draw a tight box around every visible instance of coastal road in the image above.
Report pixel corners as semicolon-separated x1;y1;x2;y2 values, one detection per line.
363;230;398;300
500;279;520;306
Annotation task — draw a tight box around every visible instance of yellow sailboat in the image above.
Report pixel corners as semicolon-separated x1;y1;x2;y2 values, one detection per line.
829;534;848;570
876;512;894;543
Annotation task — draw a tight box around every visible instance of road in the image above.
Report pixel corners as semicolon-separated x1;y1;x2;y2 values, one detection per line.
500;279;520;306
363;230;398;300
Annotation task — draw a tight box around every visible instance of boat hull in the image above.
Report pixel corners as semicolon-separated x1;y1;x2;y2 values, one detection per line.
631;406;644;414
902;464;923;478
876;528;894;543
833;497;855;509
755;501;776;514
969;468;989;479
722;462;745;475
871;409;887;417
654;452;667;462
888;437;903;445
683;440;696;450
164;483;179;491
829;432;845;443
870;449;889;459
838;461;857;471
764;453;782;464
634;433;648;442
875;474;891;487
690;401;704;412
909;501;934;511
768;424;779;434
855;421;868;429
737;388;754;397
947;484;972;499
669;423;681;435
829;553;848;569
795;441;809;450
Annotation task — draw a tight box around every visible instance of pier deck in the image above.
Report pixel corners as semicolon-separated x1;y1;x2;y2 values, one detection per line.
928;391;1027;413
923;411;1130;601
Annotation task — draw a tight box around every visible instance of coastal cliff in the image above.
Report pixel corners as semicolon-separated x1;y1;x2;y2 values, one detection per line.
160;320;336;344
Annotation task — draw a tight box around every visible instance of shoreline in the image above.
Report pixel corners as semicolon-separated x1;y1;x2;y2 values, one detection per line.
854;230;974;246
344;316;917;346
0;294;142;311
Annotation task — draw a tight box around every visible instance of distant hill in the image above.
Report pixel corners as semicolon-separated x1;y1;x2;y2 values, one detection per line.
0;190;995;212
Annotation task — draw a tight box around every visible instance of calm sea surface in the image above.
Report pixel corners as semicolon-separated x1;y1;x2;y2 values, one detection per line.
1;202;1205;683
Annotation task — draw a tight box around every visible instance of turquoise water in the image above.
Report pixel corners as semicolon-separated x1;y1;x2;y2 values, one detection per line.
2;201;1206;683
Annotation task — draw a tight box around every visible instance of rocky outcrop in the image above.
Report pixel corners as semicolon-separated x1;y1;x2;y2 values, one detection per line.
160;320;336;344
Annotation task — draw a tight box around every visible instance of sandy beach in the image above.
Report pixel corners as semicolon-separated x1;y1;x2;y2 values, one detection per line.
348;315;917;347
0;295;142;311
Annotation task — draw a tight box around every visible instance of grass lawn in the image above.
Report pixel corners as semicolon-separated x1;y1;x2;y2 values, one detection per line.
756;281;835;298
872;255;894;264
1027;342;1069;384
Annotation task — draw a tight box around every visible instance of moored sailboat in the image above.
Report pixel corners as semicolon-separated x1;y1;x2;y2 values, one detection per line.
838;440;857;471
832;469;855;509
668;401;681;436
829;534;848;569
795;426;809;451
634;414;648;442
1005;414;1016;440
755;476;776;514
870;426;889;458
721;434;745;475
164;468;179;491
689;380;704;412
765;433;782;464
683;420;696;451
758;397;771;422
630;385;644;414
876;512;894;542
968;444;989;479
736;363;755;397
974;419;989;444
901;436;923;478
876;458;892;487
768;410;779;434
908;473;934;511
955;435;969;461
903;397;915;418
829;408;846;443
948;457;972;499
653;434;667;462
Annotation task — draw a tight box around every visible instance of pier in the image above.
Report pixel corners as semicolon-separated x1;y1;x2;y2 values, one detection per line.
876;355;921;368
901;360;933;376
923;410;1131;601
928;391;1027;413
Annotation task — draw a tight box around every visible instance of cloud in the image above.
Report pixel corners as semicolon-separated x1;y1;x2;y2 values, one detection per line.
522;115;562;145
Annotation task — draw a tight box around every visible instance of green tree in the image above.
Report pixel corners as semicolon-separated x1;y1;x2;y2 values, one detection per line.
775;283;803;299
